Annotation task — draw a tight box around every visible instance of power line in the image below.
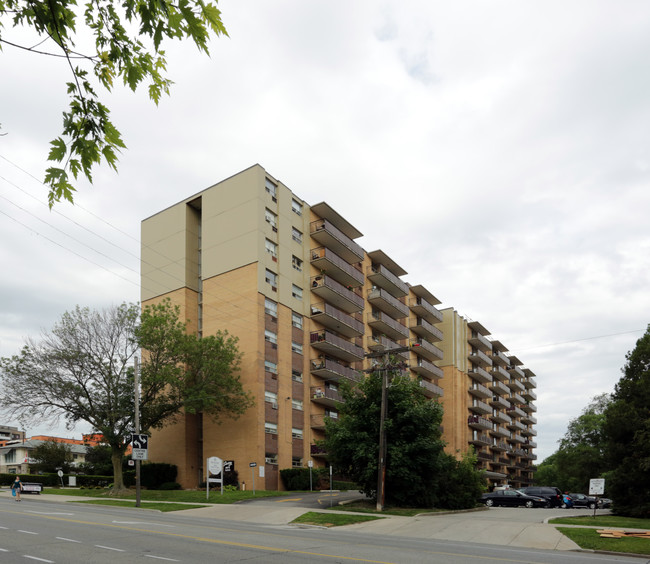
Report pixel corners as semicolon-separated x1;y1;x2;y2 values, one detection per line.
513;329;645;353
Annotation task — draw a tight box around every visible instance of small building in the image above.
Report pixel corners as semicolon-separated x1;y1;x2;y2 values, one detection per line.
0;439;88;474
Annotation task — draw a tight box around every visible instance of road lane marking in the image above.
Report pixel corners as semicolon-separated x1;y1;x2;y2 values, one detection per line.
95;545;125;551
275;498;302;503
23;556;54;563
144;556;180;561
112;520;174;527
18;530;38;534
27;511;74;516
55;537;81;543
0;547;9;552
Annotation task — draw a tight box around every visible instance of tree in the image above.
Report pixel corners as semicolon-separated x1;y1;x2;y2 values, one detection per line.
323;366;482;508
603;325;650;517
0;300;253;491
81;444;114;476
30;439;74;473
0;0;227;206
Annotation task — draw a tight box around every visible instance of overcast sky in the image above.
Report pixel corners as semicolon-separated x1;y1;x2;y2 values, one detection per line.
1;1;649;462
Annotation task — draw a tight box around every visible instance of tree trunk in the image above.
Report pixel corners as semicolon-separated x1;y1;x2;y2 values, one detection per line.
110;447;127;493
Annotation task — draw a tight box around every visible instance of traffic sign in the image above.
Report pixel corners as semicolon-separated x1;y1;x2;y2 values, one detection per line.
249;462;257;468
589;478;605;496
131;433;149;460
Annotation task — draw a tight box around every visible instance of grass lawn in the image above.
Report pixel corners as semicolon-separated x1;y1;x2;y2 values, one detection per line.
331;500;447;517
549;515;650;529
43;488;289;504
557;527;650;556
291;511;385;527
74;500;208;512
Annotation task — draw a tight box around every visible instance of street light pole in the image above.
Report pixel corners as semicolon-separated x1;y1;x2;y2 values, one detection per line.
134;356;141;508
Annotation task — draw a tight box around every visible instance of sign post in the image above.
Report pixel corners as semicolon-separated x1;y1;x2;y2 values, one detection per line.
249;462;257;495
589;478;605;517
206;456;223;500
308;460;313;492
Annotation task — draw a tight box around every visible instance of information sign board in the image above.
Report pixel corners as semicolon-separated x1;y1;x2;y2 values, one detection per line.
589;478;605;496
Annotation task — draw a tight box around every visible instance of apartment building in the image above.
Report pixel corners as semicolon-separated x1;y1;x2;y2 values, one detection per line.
436;309;538;488
0;425;24;446
141;164;536;489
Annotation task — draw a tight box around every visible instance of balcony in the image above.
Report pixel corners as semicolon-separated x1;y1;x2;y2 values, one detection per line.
310;413;338;430
366;263;408;297
367;310;408;341
507;378;526;393
507;365;525;379
310;330;365;362
469;399;492;415
310;302;364;338
491;350;510;367
490;425;509;438
310;443;328;458
490;380;510;396
419;379;444;398
521;402;537;413
522;414;537;425
310;357;363;383
491;441;509;452
522;388;537;401
310;247;364;288
310;219;364;263
412;358;443;379
491;411;512;425
410;317;443;343
523;377;537;389
468;366;491;384
468;415;492;430
409;298;443;327
524;439;537;449
469;382;491;399
468;332;492;352
490;365;509;382
506;406;526;419
470;431;491;447
311;275;364;313
490;396;510;409
310;385;343;407
468;350;493;368
509;393;526;405
410;338;444;362
366;334;409;359
508;419;526;432
367;287;409;319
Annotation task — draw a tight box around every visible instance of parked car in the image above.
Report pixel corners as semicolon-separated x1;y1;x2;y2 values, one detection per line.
599;497;612;509
561;493;574;508
519;486;563;508
568;493;598;509
480;489;547;508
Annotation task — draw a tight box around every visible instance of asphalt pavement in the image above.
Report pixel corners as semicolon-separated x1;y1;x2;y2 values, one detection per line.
5;490;619;553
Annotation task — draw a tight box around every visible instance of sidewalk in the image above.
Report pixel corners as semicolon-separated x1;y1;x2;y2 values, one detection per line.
24;492;580;551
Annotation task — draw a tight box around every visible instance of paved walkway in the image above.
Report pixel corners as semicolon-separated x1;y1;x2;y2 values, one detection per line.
8;491;590;551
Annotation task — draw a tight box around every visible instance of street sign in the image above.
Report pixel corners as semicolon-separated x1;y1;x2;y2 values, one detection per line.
249;462;257;468
589;478;605;496
207;456;222;476
223;460;235;473
57;470;63;477
131;433;149;460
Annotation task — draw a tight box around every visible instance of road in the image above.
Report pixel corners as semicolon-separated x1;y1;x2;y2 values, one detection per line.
0;495;642;563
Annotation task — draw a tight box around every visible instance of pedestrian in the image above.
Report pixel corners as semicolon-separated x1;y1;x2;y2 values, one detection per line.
11;476;23;502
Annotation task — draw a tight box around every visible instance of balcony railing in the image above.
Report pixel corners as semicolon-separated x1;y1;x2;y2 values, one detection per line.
522;388;537;401
409;297;443;324
468;415;492;430
310;413;338;429
470;431;491;446
521;402;537;413
489;425;509;438
468;332;492;352
310;274;364;313
310;302;364;338
310;443;328;457
468;366;491;384
310;385;343;407
523;377;537;389
310;330;365;362
490;395;510;409
469;382;491;399
491;441;508;451
507;378;526;392
310;246;364;288
491;350;510;367
310;219;364;263
410;317;443;342
367;310;408;341
490;365;509;382
366;334;409;359
419;379;444;398
469;399;492;415
506;406;526;419
509;393;526;405
366;263;408;297
490;380;510;396
410;338;443;362
412;358;443;379
310;357;363;383
507;365;525;379
491;410;512;425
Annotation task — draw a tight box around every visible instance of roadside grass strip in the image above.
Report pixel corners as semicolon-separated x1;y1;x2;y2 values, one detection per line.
548;515;650;529
73;500;208;512
291;511;385;527
557;527;650;556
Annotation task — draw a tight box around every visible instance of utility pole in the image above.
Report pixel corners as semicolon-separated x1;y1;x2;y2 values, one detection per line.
366;345;412;512
134;356;141;508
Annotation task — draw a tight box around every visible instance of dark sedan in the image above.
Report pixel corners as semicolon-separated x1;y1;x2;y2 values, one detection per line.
568;493;599;509
481;489;547;508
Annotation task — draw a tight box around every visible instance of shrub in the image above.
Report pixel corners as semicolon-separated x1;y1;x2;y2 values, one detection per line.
159;482;181;490
280;468;328;490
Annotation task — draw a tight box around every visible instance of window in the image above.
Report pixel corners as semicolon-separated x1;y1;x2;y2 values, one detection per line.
292;284;302;300
292;255;303;272
264;330;277;344
292;428;304;440
325;409;338;419
291;369;303;382
292;399;303;411
5;449;16;463
264;360;278;374
264;391;278;404
292;198;302;216
291;312;303;329
291;227;302;244
292;341;303;355
265;298;278;317
292;457;303;468
265;178;277;199
264;422;278;434
265;269;277;288
265;208;277;229
265;453;278;464
265;239;277;259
